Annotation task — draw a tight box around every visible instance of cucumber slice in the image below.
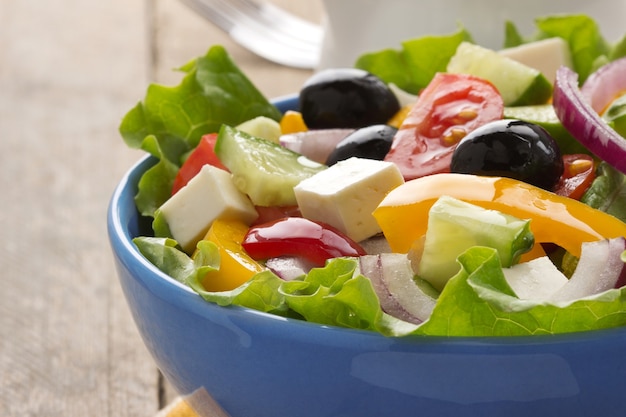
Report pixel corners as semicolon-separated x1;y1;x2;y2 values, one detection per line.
503;105;589;155
236;116;281;143
498;37;572;85
215;125;326;207
418;195;534;291
447;42;553;106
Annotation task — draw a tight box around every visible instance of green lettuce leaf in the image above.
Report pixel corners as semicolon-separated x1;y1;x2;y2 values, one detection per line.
134;137;180;217
280;258;377;328
134;237;295;316
132;235;626;337
354;29;470;94
189;240;292;315
582;162;626;223
189;269;294;317
133;236;194;283
119;45;282;217
356;14;623;95
189;255;417;335
146;240;420;335
504;14;620;82
503;21;524;48
533;15;610;82
280;258;419;336
416;246;626;336
609;34;626;61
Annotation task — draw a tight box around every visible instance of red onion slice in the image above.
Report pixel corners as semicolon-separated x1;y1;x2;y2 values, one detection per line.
279;129;354;164
553;65;626;175
549;237;626;303
581;57;626;114
359;253;436;324
265;256;315;281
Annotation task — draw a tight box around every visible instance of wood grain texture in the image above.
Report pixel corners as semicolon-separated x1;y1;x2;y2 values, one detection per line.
0;0;321;415
0;0;157;415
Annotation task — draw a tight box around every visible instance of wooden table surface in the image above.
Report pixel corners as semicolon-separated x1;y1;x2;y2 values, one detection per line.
0;1;322;415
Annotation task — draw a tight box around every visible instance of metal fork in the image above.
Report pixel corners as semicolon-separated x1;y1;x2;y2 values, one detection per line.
180;0;323;69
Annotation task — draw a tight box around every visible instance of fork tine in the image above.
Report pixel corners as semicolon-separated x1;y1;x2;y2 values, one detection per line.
235;0;323;43
180;0;322;69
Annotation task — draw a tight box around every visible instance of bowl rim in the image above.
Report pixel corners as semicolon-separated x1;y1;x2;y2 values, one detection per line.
107;94;626;346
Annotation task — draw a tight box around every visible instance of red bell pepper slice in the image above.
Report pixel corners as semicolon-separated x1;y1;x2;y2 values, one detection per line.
242;217;367;266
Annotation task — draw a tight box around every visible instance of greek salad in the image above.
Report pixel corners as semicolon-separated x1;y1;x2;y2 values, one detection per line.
119;14;626;337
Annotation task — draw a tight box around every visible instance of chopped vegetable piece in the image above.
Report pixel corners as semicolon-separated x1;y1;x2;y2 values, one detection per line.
215;125;326;207
387;104;413;129
236;116;282;143
279;129;354;164
359;253;436;324
196;219;265;291
280;110;308;134
447;42;552;106
242;217;367;267
119;45;282;216
497;37;572;85
384;73;504;180
554;154;596;200
502;104;589;155
418;196;534;291
580;56;626;114
549;237;626;302
171;133;226;195
553;65;626;175
373;173;626;257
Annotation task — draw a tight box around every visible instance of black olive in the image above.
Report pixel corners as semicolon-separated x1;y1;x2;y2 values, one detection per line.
299;68;400;129
326;124;397;166
450;119;564;191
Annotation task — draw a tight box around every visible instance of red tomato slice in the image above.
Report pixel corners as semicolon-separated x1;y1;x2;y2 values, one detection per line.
384;73;504;180
554;154;596;200
171;133;227;195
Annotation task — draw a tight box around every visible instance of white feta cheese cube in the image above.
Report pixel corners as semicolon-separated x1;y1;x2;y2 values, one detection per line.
294;157;404;242
499;37;572;84
158;165;258;253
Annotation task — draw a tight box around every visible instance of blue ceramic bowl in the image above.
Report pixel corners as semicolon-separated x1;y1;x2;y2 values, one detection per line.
108;96;626;417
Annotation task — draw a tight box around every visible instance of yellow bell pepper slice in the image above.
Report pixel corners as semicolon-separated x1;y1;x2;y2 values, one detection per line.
387;104;413;129
373;173;626;257
196;218;264;291
280;110;308;134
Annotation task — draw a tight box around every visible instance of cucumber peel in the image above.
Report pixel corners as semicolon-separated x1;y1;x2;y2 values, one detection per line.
418;195;534;291
215;125;326;207
447;42;552;106
503;104;590;155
